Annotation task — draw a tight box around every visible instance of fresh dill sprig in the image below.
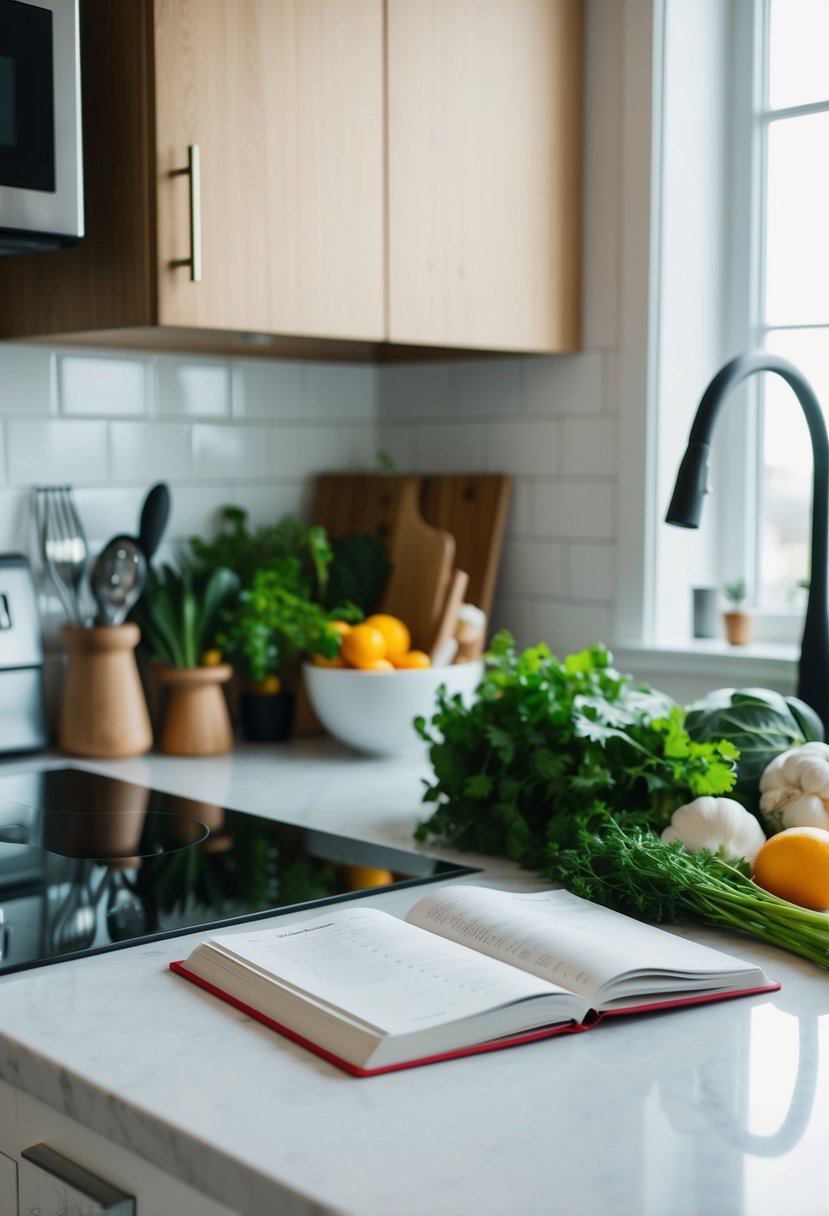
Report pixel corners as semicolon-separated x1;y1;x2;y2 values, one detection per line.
547;821;829;970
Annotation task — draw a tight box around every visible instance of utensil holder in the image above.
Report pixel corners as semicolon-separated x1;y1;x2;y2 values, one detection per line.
59;624;153;758
154;663;234;755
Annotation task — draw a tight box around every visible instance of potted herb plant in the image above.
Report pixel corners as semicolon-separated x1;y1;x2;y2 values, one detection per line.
217;565;349;741
132;563;240;754
722;578;752;646
190;507;389;741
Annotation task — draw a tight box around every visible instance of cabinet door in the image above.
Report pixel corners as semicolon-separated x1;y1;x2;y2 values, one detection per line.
154;0;385;340
387;0;582;353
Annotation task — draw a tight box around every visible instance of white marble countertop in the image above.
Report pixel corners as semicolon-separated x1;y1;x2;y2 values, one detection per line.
1;741;828;1216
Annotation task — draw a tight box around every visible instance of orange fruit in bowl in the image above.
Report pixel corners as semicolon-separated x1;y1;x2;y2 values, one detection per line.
311;653;345;668
363;614;411;663
340;623;387;668
392;650;432;669
329;620;352;638
753;827;829;909
361;658;395;672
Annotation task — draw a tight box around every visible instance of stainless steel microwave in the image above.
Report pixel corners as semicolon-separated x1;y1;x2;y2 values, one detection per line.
0;0;83;253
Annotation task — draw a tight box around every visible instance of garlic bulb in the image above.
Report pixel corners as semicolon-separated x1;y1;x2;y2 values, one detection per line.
759;741;829;833
661;796;767;864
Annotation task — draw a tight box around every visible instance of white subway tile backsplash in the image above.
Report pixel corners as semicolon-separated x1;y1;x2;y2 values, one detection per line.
378;362;454;421
271;424;375;478
192;424;271;480
484;418;560;477
7;419;109;486
488;596;536;649
0;488;32;551
150;485;228;544
232;359;305;420
72;487;147;548
306;363;376;421
375;422;413;471
58;354;150;417
454;358;525;417
111;422;194;484
0;345;54;415
565;542;616;601
223;483;309;528
561;416;618;477
533;481;615;541
524;352;604;415
156;356;231;418
529;600;615;656
498;539;566;598
412;422;485;473
504;479;532;536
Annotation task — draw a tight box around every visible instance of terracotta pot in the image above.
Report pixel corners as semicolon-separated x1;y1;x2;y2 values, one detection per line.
155;663;234;755
59;624;152;758
723;610;752;646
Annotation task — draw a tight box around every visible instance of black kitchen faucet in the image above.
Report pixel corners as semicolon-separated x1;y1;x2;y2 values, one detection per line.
665;351;829;733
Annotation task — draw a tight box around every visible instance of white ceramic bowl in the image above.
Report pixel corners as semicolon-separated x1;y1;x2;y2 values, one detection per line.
302;660;485;756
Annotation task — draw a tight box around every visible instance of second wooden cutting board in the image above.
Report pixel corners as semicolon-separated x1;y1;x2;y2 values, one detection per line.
311;472;511;620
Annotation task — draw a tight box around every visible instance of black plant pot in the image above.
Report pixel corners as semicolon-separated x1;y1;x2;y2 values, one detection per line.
239;692;296;742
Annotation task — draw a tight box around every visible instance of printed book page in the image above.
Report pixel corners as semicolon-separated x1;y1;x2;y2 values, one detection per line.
406;886;769;1008
204;905;587;1038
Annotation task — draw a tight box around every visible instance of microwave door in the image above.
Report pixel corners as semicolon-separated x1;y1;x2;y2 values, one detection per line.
0;0;83;249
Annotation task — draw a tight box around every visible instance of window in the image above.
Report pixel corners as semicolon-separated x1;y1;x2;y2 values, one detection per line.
751;0;829;616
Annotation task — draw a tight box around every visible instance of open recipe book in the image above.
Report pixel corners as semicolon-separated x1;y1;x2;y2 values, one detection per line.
170;885;778;1076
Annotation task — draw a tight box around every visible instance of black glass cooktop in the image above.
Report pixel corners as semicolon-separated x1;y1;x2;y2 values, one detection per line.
0;767;476;976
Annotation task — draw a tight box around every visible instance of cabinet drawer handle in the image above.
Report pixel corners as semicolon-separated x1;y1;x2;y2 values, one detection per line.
21;1143;136;1215
169;144;203;282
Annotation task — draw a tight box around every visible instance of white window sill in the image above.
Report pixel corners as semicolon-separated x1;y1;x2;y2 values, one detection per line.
613;639;798;697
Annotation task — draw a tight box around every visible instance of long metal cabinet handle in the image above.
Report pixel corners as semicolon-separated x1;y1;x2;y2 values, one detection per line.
21;1143;136;1214
169;143;203;282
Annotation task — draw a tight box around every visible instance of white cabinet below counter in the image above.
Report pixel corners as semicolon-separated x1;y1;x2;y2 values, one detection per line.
0;1079;238;1216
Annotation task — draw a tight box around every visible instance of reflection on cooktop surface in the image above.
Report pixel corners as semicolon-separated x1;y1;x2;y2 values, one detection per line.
0;767;476;975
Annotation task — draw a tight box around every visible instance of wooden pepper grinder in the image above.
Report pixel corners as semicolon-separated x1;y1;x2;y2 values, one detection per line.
58;623;153;758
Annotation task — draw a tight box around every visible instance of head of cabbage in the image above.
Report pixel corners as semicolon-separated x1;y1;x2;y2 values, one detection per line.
684;687;824;813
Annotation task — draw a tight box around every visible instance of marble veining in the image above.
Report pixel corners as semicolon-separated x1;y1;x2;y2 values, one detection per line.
1;745;829;1215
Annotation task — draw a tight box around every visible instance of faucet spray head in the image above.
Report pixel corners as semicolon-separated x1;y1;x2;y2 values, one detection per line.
665;441;711;529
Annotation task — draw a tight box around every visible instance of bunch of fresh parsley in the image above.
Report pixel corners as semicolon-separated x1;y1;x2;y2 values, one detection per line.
414;631;739;868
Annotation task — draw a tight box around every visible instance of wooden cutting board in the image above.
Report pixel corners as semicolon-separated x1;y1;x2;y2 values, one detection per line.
381;477;455;653
312;472;511;619
311;473;404;546
419;474;511;618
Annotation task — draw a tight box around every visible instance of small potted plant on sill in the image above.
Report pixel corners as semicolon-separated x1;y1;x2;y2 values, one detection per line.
132;563;240;754
722;578;752;646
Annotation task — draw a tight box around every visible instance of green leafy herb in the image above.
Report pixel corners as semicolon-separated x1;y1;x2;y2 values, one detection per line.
547;821;829;970
133;564;239;668
191;506;332;599
414;631;737;867
216;566;358;684
325;532;392;615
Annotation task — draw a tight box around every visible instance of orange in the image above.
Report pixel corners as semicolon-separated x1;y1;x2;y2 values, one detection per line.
753;827;829;909
392;650;432;669
310;653;345;668
340;623;387;668
363;614;411;662
361;658;394;672
329;620;352;638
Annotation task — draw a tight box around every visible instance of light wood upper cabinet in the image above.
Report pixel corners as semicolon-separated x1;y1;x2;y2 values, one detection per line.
387;0;582;353
154;0;385;339
0;0;581;358
0;0;385;351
